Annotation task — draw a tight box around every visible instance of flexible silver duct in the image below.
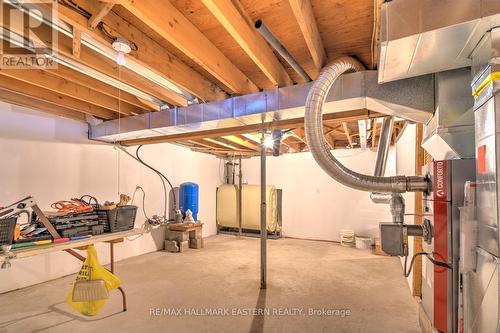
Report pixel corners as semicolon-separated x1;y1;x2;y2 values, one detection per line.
304;56;429;193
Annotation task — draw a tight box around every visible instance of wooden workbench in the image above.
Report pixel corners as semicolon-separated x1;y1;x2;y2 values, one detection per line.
8;228;144;312
11;228;143;258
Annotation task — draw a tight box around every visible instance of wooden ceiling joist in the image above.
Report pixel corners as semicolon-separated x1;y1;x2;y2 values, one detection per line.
0;68;140;116
45;66;158;112
88;2;115;29
0;76;117;119
54;0;227;102
2;11;185;107
341;122;353;147
202;0;292;87
117;0;259;94
288;0;326;74
221;135;260;151
0;89;86;122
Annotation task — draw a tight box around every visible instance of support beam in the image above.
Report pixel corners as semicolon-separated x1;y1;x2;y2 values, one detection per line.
0;76;117;119
202;0;292;87
120;111;381;146
72;28;81;58
118;0;259;94
342;122;353;147
412;123;425;297
222;135;260;151
88;2;114;29
372;118;379;148
0;88;86;122
288;0;326;73
0;68;140;115
260;127;267;289
53;0;227;102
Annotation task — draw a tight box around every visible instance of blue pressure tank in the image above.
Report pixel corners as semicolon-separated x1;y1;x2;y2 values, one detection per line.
179;182;199;221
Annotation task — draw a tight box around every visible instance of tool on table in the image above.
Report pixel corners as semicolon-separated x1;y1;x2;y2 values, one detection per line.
0;197;60;239
51;199;92;214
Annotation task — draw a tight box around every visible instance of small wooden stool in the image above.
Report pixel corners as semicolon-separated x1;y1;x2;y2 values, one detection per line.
165;222;203;252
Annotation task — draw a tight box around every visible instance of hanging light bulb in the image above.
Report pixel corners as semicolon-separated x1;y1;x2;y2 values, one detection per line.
112;37;131;66
263;135;273;148
116;51;126;66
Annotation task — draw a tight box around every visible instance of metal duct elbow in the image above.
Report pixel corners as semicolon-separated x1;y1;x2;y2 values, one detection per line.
304;57;429;193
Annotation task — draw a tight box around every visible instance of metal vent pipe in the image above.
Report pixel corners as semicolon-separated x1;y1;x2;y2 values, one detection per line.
255;19;311;82
304;57;429;193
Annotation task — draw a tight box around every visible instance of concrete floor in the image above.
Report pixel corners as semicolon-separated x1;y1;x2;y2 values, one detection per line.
0;235;420;333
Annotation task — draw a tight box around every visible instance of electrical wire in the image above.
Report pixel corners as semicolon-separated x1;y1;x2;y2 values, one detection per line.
116;145;168;218
136;145;177;211
404;251;451;278
131;186;149;220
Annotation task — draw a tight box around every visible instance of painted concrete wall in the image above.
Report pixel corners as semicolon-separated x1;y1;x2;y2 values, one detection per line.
241;146;396;242
0;103;220;293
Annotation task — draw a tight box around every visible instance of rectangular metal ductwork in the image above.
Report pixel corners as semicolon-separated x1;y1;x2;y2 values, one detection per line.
378;0;500;83
89;71;434;143
422;68;475;160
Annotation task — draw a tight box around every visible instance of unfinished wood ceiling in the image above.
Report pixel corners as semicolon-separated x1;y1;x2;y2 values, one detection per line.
0;0;383;156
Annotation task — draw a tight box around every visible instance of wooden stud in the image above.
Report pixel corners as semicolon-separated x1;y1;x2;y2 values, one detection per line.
117;0;259;94
202;0;292;87
88;2;115;29
288;0;326;73
342;122;353;147
412;123;425;298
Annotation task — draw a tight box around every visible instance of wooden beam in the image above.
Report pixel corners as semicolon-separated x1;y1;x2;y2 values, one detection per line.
288;0;326;73
0;68;140;115
118;0;258;94
46;66;158;112
88;2;114;29
413;123;425;298
372;118;379;148
342;122;353;147
121;110;381;146
0;76;117;119
0;88;86;122
72;28;81;58
202;138;250;152
53;0;227;102
221;135;260;151
202;0;292;87
2;8;186;107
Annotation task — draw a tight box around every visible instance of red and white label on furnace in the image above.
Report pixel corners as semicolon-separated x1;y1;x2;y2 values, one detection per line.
434;161;447;202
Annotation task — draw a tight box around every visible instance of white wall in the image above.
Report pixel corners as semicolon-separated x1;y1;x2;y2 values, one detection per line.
241;148;396;242
0;102;220;293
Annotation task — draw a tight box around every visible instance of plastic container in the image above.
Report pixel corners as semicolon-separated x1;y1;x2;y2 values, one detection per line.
97;205;137;233
179;182;199;221
0;217;17;246
339;229;355;247
355;236;373;250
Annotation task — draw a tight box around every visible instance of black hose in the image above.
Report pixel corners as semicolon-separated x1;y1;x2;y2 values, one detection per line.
404;252;451;278
136;145;177;213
